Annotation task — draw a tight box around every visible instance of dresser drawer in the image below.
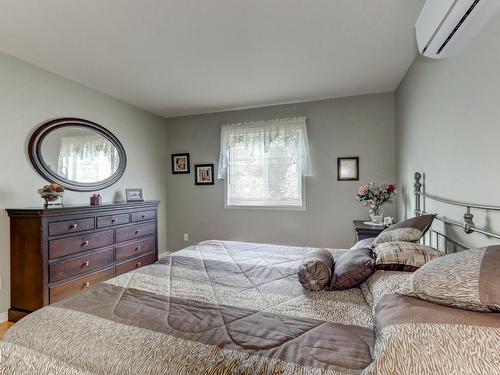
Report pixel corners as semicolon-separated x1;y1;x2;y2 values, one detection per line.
115;222;156;243
48;217;95;236
49;266;115;304
49;230;114;260
97;213;130;228
115;252;156;276
49;248;114;283
131;210;156;222
115;236;156;261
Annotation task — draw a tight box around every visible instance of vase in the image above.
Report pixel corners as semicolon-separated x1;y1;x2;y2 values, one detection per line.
369;207;384;224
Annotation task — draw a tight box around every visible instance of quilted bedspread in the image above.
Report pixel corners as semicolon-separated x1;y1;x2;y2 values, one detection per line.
0;241;374;375
2;240;499;375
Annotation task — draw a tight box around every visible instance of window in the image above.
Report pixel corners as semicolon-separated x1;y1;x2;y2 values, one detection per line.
218;117;311;208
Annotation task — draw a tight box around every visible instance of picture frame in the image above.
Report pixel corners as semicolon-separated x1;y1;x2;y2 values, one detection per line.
125;188;145;202
171;153;190;174
337;157;359;181
194;164;214;185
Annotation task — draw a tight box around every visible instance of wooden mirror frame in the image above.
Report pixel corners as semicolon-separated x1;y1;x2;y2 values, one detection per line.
29;118;127;192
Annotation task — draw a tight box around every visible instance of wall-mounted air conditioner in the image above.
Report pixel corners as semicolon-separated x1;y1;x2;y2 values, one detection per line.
416;0;500;59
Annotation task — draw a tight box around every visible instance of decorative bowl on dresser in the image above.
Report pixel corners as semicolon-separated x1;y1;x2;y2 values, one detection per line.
7;200;159;322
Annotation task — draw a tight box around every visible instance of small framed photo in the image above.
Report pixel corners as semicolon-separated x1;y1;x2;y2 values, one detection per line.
171;153;190;174
337;157;359;181
125;188;145;202
195;164;214;185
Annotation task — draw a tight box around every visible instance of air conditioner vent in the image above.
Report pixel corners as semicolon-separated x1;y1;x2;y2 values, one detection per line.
416;0;500;59
437;0;480;54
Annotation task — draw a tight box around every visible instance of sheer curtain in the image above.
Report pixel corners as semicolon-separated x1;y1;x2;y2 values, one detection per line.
218;117;312;179
57;135;119;182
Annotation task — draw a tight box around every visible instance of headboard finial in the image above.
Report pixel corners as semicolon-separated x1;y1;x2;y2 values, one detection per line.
463;208;475;234
414;172;422;216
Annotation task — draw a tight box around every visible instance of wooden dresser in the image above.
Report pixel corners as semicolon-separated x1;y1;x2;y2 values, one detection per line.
7;201;159;322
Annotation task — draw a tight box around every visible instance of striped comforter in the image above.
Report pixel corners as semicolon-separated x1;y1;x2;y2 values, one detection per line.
1;240;499;374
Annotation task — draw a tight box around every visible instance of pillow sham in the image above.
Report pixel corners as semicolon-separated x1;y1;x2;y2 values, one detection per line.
328;248;375;290
298;249;334;291
373;241;443;271
398;246;500;312
360;270;412;311
351;237;375;250
371;214;434;247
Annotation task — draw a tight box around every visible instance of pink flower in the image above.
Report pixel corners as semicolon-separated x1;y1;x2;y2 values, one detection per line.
366;199;376;208
357;185;369;196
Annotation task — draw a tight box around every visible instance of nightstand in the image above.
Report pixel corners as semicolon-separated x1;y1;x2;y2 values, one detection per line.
353;220;385;243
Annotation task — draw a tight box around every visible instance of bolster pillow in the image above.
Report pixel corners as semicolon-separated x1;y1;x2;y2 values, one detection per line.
298;249;334;291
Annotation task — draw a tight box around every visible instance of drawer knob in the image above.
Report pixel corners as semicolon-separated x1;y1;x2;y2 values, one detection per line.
111;218;118;223
135;246;141;251
135;262;141;268
70;224;78;229
83;282;90;288
82;240;89;246
82;261;90;267
135;230;141;235
141;214;147;218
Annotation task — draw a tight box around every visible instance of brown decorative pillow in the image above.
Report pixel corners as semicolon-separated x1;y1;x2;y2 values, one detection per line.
371;215;434;247
398;246;500;312
374;241;443;271
328;248;375;290
298;249;334;291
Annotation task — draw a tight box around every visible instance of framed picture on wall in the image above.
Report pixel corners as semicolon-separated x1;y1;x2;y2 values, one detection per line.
195;164;214;185
337;157;359;181
171;153;190;174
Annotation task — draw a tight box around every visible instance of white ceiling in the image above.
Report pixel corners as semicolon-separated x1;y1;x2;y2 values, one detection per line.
0;1;424;118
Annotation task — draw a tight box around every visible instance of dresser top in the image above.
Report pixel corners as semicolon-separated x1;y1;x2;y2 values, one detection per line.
6;200;159;218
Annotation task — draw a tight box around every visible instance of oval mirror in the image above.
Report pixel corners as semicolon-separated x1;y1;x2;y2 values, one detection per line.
29;118;127;191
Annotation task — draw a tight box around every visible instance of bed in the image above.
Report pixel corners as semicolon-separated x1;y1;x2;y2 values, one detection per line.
1;173;499;374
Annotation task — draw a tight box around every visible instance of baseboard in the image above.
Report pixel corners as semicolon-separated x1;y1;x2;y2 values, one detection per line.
0;311;8;324
158;251;173;259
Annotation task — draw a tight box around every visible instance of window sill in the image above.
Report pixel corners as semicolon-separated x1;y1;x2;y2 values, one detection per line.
224;204;306;211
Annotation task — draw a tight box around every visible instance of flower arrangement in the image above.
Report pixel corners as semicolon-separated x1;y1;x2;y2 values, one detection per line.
37;183;64;208
356;182;396;222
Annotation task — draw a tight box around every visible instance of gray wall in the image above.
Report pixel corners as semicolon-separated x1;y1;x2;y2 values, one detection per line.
396;13;500;247
165;93;396;252
0;51;168;317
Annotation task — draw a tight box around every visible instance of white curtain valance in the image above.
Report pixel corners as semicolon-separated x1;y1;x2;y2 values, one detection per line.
58;135;118;164
217;117;312;179
57;135;119;180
